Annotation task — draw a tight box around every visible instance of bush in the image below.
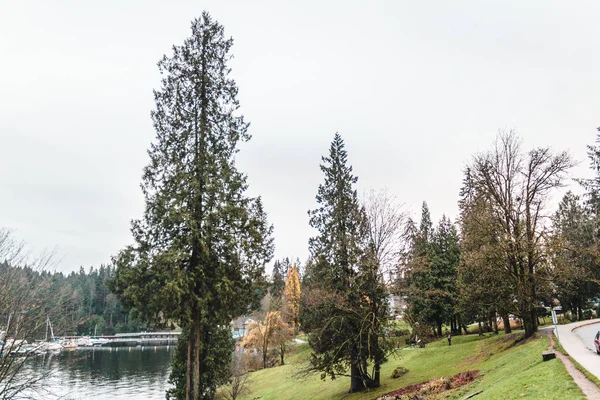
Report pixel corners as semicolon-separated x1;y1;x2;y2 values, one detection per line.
391;366;409;379
244;352;263;372
393;328;411;337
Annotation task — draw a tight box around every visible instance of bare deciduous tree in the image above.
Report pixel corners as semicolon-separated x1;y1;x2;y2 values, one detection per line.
0;228;59;399
218;356;250;400
363;188;408;283
462;131;574;336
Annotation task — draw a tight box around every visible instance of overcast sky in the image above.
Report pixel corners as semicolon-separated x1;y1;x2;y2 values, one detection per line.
1;1;599;273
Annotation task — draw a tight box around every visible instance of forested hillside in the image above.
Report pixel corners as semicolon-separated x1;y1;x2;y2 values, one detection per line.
0;261;150;338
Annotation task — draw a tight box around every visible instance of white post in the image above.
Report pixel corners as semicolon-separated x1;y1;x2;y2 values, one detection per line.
552;309;560;345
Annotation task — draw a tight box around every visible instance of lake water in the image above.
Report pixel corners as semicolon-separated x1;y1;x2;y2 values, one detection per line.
18;346;174;399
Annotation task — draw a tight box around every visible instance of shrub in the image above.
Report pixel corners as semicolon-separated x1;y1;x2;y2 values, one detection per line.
391;366;409;379
392;328;411;337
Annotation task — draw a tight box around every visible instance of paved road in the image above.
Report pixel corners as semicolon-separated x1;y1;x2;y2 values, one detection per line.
574;323;600;352
555;319;600;380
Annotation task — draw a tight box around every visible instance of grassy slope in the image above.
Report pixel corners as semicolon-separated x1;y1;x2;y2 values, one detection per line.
239;332;585;400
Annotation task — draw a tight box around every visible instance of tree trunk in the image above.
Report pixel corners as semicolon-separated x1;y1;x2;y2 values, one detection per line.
187;311;202;400
280;344;285;365
492;312;498;334
371;329;381;388
477;319;483;336
531;307;538;331
502;314;511;334
437;322;442;337
350;363;365;392
523;308;537;337
349;346;365;393
461;323;469;335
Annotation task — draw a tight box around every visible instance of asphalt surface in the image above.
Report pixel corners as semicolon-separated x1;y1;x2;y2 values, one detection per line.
574;322;600;352
555;318;600;381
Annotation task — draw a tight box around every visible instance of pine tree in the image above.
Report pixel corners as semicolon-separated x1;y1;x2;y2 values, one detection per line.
307;133;363;293
281;257;290;281
270;260;285;299
429;216;460;334
110;12;274;400
551;192;597;320
405;205;461;337
304;133;390;392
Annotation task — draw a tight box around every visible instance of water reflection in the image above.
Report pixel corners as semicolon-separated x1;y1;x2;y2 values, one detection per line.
19;346;173;399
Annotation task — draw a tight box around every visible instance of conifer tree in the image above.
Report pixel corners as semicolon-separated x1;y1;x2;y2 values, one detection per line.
304;133;391;392
551;192;597;320
406;206;460;337
110;12;274;400
270;260;285;300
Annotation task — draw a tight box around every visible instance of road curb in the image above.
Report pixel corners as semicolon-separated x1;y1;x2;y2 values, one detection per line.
570;319;600;333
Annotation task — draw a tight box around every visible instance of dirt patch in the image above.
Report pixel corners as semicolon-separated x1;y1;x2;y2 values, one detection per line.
377;370;479;400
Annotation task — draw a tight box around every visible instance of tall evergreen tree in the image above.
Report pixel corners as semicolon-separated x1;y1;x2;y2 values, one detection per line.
577;127;600;217
303;133;390;392
109;13;274;400
406;205;459;336
430;216;460;333
307;133;363;293
551;192;597;320
270;260;285;299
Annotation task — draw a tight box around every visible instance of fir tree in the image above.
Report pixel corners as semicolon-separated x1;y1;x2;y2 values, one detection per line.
270;260;285;299
406;206;461;336
110;12;273;400
551;192;597;320
304;133;391;392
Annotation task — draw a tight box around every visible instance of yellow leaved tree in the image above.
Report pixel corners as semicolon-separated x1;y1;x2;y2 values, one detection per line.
241;311;293;368
283;263;301;331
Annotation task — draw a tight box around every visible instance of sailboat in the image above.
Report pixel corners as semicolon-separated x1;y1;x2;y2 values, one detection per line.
37;317;63;353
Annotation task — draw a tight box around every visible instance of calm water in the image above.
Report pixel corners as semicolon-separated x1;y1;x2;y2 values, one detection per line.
19;346;174;399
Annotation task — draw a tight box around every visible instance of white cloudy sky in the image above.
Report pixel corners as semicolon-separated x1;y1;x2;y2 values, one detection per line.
1;1;599;272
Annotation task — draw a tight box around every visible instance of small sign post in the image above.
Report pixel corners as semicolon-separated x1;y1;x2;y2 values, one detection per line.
552;306;561;344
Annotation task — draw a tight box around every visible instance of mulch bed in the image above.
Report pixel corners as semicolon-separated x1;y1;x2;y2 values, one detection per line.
377;370;480;399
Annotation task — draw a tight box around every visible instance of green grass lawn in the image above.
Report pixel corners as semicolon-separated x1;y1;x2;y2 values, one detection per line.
237;331;585;400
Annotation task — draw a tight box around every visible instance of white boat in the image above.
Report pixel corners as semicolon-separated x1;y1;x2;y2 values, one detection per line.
90;337;111;346
37;341;63;353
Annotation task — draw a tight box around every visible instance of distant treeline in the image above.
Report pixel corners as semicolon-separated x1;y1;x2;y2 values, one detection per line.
0;261;150;337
